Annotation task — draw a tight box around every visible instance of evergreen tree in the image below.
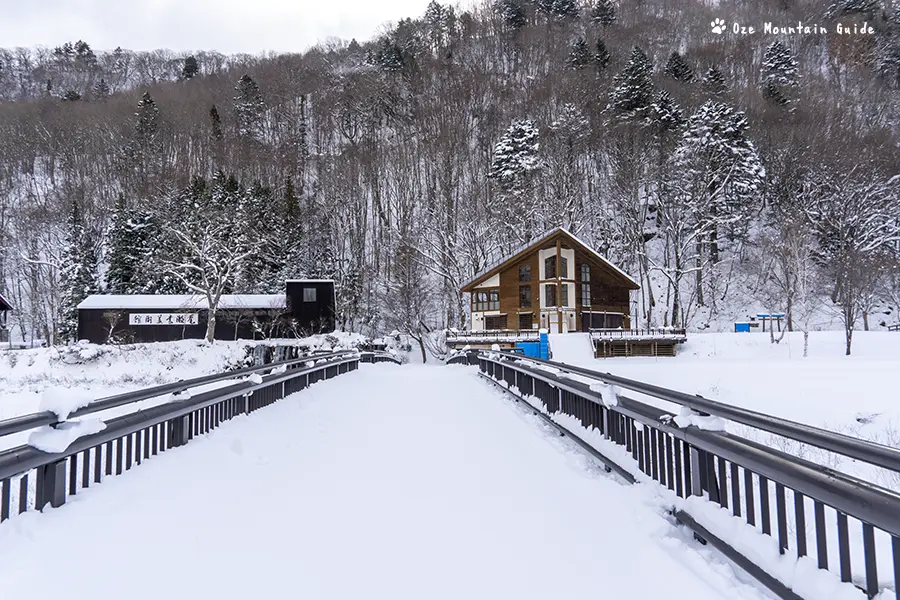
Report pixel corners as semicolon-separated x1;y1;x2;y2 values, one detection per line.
92;78;110;101
123;92;161;194
702;66;728;97
233;74;265;141
595;39;611;71
57;199;99;342
551;0;578;19
591;0;616;26
105;193;155;294
209;104;223;141
825;0;879;18
761;41;799;107
674;101;765;254
62;90;81;101
134;92;160;151
608;46;654;119
568;37;593;69
647;90;683;132
664;51;694;82
489;119;541;196
494;0;527;29
371;38;406;71
533;0;554;15
181;55;199;80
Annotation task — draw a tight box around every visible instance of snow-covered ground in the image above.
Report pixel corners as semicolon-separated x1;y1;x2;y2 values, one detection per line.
549;331;900;490
0;365;774;600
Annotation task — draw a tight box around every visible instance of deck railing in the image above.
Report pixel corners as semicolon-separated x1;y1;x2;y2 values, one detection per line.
446;329;540;341
589;327;687;339
472;350;900;600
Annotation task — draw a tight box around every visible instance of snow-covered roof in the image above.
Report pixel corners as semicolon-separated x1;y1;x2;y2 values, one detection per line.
0;291;12;311
285;279;335;283
460;227;639;291
77;294;287;310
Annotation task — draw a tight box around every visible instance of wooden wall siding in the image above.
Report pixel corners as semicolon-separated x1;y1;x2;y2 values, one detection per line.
572;249;631;330
498;252;539;329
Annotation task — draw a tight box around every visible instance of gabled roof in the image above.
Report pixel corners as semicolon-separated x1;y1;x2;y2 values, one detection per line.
460;227;640;292
0;292;12;311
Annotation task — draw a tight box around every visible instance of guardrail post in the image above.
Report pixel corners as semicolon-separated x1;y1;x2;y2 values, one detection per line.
243;393;251;414
168;415;190;448
37;459;67;510
689;446;703;497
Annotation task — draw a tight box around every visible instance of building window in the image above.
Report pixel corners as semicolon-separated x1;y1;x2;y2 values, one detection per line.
545;284;556;307
581;284;591;307
519;285;531;308
303;287;317;302
474;290;500;311
519;264;531;282
544;256;556;279
561;284;569;307
518;313;533;330
581;263;590;282
560;256;568;279
485;315;508;330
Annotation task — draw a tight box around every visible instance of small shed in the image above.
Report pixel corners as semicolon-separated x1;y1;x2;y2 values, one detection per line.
0;292;12;343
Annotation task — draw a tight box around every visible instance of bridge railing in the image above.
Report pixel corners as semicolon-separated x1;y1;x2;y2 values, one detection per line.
359;350;402;364
0;350;362;522
475;351;900;600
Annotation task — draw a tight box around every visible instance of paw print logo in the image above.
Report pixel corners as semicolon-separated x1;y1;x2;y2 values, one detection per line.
710;18;726;34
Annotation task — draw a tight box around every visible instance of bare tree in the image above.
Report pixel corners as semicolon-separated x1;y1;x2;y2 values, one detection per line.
161;223;252;343
809;173;900;355
101;310;125;343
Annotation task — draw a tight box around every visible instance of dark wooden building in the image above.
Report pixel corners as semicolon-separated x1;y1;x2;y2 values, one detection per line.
77;280;335;344
0;292;12;343
460;228;639;334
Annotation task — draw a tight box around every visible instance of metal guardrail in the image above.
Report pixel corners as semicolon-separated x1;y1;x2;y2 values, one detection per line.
474;351;900;600
0;350;361;522
889;324;899;332
500;352;900;475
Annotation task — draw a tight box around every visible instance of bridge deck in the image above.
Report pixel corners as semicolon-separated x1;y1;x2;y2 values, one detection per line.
0;365;770;599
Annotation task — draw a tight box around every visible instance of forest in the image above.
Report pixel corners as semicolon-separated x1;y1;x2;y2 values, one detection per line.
0;0;898;354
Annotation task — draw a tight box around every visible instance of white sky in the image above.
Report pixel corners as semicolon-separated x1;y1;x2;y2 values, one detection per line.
0;0;438;54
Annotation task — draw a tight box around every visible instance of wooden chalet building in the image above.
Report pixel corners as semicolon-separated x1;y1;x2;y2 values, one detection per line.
460;228;639;336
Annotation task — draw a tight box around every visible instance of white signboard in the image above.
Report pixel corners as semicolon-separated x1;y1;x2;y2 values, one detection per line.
129;313;199;326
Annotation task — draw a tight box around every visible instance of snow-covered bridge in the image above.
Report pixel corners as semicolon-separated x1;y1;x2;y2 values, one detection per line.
0;361;772;600
1;349;899;600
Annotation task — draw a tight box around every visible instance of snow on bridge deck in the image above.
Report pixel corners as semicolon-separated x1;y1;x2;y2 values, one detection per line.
0;365;771;600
